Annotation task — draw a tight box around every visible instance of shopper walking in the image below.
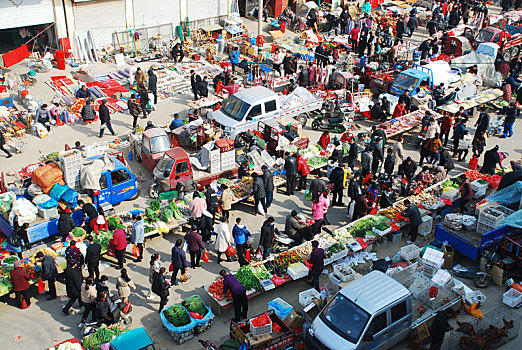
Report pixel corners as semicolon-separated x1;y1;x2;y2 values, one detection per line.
134;67;146;88
57;208;76;242
131;214;145;263
384;148;396;176
147;253;161;299
457;130;473;162
110;224;128;269
139;85;149;119
36;252;57;300
401;199;422;243
215;217;233;264
262;165;274;209
258;217;275;259
10;260;31;309
329;164;345;206
220;270;247;322
311;193;329;230
232;218;250;266
189;191;207;221
85;235;101;281
185;226;205;268
219;185;233;221
309;172;327;202
297;154;311;191
502;102;518;138
252;172;266;215
170;239;188;285
204;184;218;220
148;68;158;104
347;138;359;170
65;240;84;273
284;152;298;195
152;267;170;312
98;99;116;138
117;268;136;302
80;277;97;325
307;240;325;292
0;130;12;158
128;94;142;129
440;114;453;147
62;260;83;315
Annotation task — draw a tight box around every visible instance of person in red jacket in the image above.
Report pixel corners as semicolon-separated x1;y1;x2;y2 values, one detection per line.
110;225;128;269
440;114;453;147
392;101;406;119
10;260;31;308
350;25;360;52
341;131;354;143
318;131;330;149
459;174;474;214
297;154;311;191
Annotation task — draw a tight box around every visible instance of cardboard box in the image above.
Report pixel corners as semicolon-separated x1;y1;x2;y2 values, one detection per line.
284;310;305;329
442;245;454;269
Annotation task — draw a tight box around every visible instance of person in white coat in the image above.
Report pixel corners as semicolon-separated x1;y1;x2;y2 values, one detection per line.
215;217;233;264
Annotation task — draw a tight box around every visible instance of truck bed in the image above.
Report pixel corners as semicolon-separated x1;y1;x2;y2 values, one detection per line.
192;166;239;187
280;100;323;119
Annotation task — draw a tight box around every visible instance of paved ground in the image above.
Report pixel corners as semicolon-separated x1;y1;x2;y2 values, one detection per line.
0;7;521;350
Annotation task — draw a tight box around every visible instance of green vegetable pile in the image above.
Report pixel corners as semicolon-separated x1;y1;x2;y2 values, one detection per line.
217;178;231;185
164;304;191;327
0;278;12;295
182;296;208;316
235;265;261;291
168;201;183;220
71;227;86;237
307;156;327;168
161;208;174;222
144;226;155;233
327;243;345;253
106;216;125;230
145;207;160;224
2;256;18;265
375;222;389;231
45;152;60;161
82;326;127;348
149;200;161;211
250;264;271;280
93;231;114;252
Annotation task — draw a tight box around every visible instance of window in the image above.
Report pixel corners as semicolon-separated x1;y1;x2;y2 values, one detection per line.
111;169;131;185
99;174;108;190
149;136;170;154
265;100;277;113
142;135;150;157
392;74;419;92
220;96;251;121
249;104;262;118
367;312;387;334
175;161;189;175
391;300;407;323
492;34;500;43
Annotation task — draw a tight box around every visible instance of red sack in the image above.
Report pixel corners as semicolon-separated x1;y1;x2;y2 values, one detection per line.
202;250;209;263
169;262;174;272
304;260;313;270
468;156;478;170
107;244;115;257
362;173;372;185
441;198;452;206
245;248;251;263
38;279;45;294
271;276;286;286
388;221;400;231
252;312;271;327
225;244;237;257
132;245;140;258
190;311;204;320
395;213;406;222
122;301;132;314
370;205;378;215
20;295;28;309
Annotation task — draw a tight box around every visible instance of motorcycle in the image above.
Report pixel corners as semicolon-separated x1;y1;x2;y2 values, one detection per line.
273;229;301;253
81;296;133;339
311;99;352;133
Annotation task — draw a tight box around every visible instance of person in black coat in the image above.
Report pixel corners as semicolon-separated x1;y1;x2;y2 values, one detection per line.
170;239;187;285
480;146;501;175
152;267;170;312
85;235;101;280
407;14;418;37
148;69;158;104
284;152;298;195
190;70;199;100
57;209;76;242
427;17;439;37
347;139;359;170
204;184;218;220
0;131;12;158
347;173;361;201
398;90;412;113
383;148;396;176
370;139;384;175
171;42;184;62
99;99;116;138
429;310;453;350
62;260;83;315
329;164;345;206
419;40;431;60
262;165;275;209
502;0;514;12
96;290;112;325
396;16;405;39
439;149;454;173
398;157;417;182
36;252;58;299
139;85;149;118
258;217;275;259
197;76;209;98
401;199;422;243
371;102;386;122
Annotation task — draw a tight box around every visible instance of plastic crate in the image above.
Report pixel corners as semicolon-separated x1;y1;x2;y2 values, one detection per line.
38;207;58;219
372;225;391;236
249;316;273;337
464;290;487;305
479;208;507;227
442;188;460;203
401;244;421;261
418;216;433;237
324;256;333;265
194;317;214;335
59;149;81;165
167;328;194;344
260;279;275;291
502;288;522;308
471;179;489;193
476;222;499;235
268;297;293;321
333;263;355;282
389;231;402;242
287;263;308;280
332;249;348;261
299;288;321;308
422;264;438;278
474;188;487;199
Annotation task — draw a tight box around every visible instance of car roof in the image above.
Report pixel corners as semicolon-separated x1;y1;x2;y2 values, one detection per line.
88;154;126;171
401;68;429;79
143;128;167;138
339;270;410;315
110;328;153;350
232;86;277;105
165;147;189;159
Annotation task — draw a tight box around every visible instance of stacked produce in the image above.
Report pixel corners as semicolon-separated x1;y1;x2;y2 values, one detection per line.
163;304;191;327
327;242;345;254
307;156;327;169
250;264;271;280
145;200;161;224
56;341;83;350
0;278;12;295
235;265;262;291
288;262;308;275
208;279;231;300
182;296;209;317
263;260;287;278
70;227;86;241
82;326;128;349
292;244;312;260
274;250;301;269
92;230;114;252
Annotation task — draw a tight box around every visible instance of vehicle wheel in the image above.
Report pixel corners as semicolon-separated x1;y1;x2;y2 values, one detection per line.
121;315;133;328
296;113;308;127
234;133;247;148
149;184;159;199
511;47;520;59
473;273;490;288
311;120;320;130
129;184;141;200
503;50;512;62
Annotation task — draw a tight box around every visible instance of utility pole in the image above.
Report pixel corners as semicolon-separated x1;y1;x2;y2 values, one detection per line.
258;0;263;36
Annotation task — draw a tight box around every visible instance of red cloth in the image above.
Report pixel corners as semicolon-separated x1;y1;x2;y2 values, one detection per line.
10;267;30;292
111;228;128;250
297;155;311;176
392;104;406;119
90;217;108;235
318;134;330;149
1;44;30;68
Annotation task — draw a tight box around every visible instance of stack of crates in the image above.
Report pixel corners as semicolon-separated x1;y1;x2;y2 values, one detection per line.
60;150;82;189
477;206;514;234
471;179;489;199
221;150;235;171
209;149;221;174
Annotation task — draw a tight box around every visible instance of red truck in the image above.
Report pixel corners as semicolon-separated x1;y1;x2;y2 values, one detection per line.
474;26;522;61
369;69;401;94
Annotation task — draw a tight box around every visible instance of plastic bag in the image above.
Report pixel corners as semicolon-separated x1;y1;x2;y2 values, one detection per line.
201;250;209;263
257;201;265;216
189;311;204;320
225;244;237;257
180;271;191;282
169;262;174;272
251;312;271;327
468;156;478;170
305;190;312;201
132;245;140;258
38;279;45;294
61;188;78;207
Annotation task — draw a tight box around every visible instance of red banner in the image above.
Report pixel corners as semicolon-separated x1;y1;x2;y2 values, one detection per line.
1;44;30;68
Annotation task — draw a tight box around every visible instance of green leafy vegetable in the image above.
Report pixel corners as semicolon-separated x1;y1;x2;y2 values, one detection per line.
71;227;86;237
164;304;191;327
149;200;161;211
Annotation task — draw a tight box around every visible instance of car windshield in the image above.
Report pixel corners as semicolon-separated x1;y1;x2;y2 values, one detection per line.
392;74;419;92
155;155;175;175
220;96;251;121
319;294;371;344
150;136;170;154
476;29;494;43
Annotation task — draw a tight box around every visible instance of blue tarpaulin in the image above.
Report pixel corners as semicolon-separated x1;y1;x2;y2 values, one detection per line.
485;181;522;206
